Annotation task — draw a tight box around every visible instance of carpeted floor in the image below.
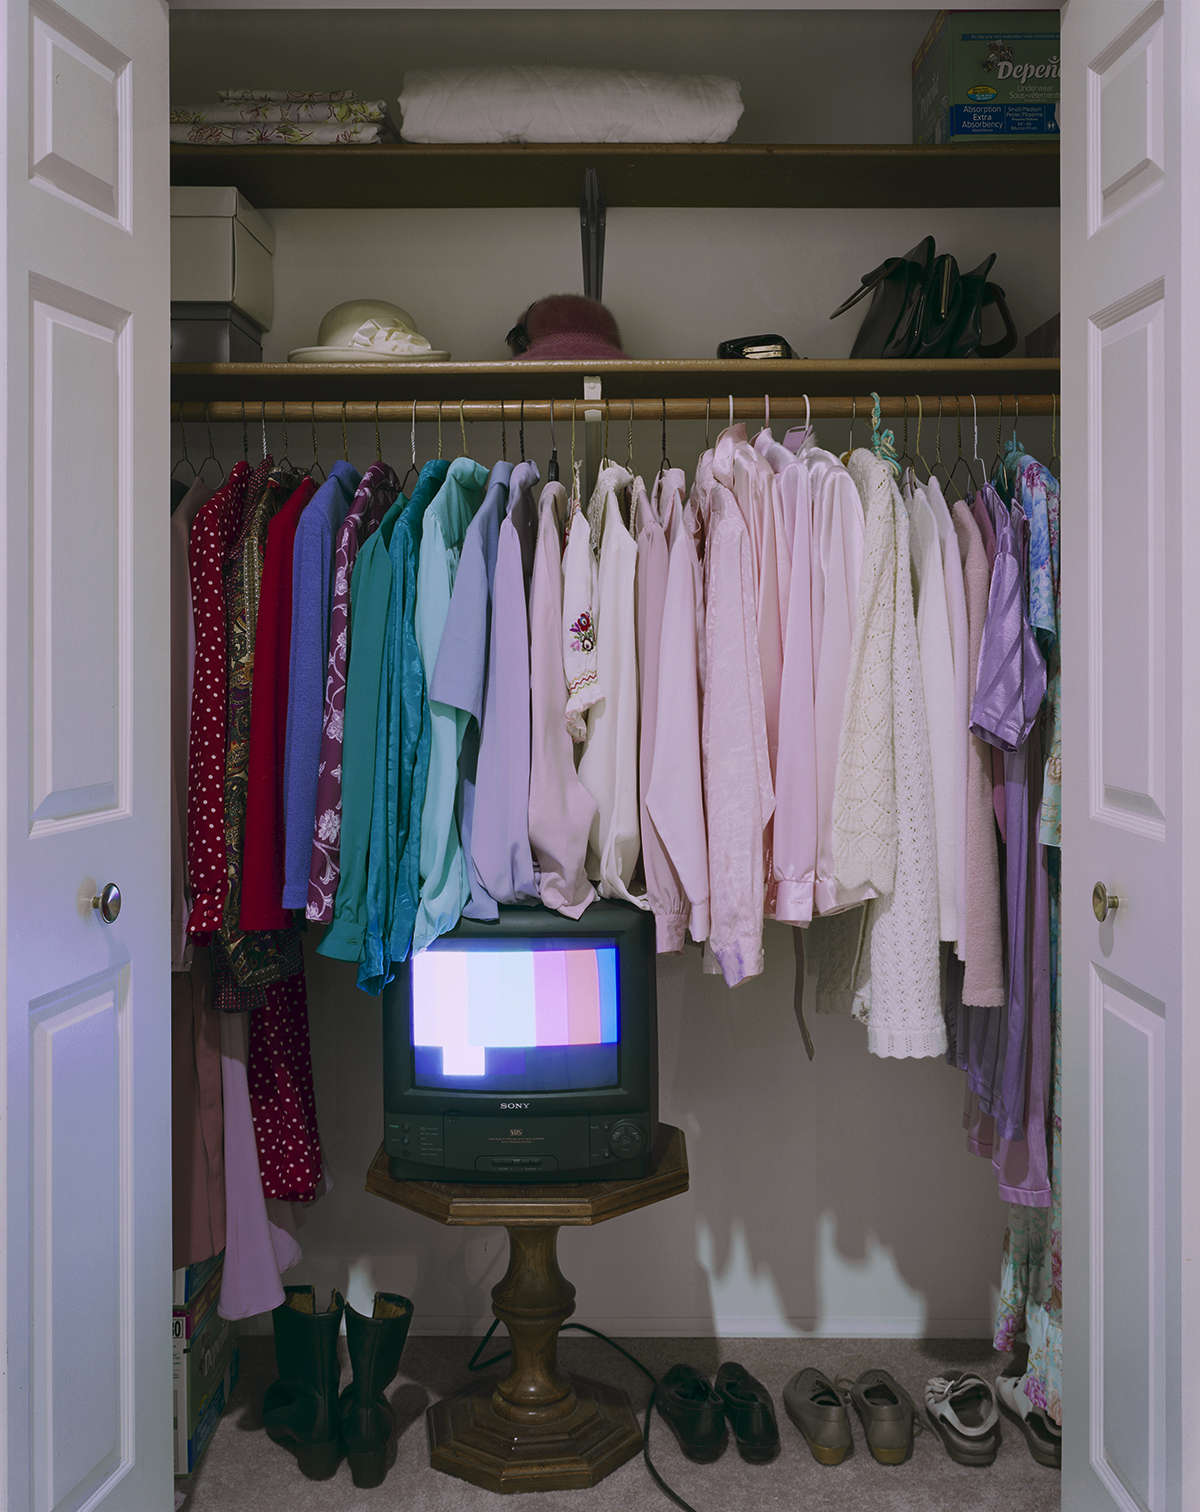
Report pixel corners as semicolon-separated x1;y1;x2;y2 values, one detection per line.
177;1335;1061;1512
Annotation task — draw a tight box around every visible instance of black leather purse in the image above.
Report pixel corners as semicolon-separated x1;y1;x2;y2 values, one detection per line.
831;237;1017;359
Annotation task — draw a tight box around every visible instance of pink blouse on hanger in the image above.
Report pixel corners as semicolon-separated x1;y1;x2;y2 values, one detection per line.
528;480;597;918
804;442;870;917
697;440;773;986
645;490;710;946
752;434;818;925
636;468;691;951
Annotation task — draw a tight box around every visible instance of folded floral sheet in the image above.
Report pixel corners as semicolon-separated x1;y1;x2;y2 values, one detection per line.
170;90;392;145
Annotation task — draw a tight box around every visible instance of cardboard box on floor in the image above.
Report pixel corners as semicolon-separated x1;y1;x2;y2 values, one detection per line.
173;1274;239;1475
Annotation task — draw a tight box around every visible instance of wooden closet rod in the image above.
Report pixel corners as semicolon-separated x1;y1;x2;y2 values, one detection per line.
171;394;1058;424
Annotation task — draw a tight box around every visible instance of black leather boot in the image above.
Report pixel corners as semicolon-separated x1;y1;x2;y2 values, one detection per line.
339;1291;414;1488
263;1286;345;1480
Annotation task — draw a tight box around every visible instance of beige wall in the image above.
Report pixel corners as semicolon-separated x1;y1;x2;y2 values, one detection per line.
170;8;933;144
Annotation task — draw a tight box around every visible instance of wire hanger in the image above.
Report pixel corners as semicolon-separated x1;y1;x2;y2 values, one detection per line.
401;400;418;493
340;401;349;462
500;400;508;462
458;400;468;457
437;400;443;459
933;396;948;487
660;397;671;474
913;394;931;481
764;393;770;434
548;402;559;482
603;398;611;466
260;402;268;465
310;401;326;483
277;402;294;475
200;402;225;487
704;397;711;451
172;407;197;482
992;396;1013;495
1051;392;1060;476
570;400;577;489
895;395;914;478
944;396;978;502
625;404;634;474
728;393;734;429
519;399;526;462
961;396;979;483
241;400;249;461
373;400;382;465
848;394;857;457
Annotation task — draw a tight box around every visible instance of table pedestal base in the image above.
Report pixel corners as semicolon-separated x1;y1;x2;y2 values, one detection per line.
426;1373;642;1493
364;1129;688;1494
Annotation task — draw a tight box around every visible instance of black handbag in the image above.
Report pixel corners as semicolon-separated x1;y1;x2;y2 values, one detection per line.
831;237;1017;359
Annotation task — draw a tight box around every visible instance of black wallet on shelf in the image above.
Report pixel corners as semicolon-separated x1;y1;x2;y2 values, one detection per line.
716;334;796;360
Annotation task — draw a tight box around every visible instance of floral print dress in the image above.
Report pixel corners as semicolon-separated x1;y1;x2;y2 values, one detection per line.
993;441;1062;1425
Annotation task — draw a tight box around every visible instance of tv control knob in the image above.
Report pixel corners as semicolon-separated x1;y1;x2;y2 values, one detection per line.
608;1121;646;1160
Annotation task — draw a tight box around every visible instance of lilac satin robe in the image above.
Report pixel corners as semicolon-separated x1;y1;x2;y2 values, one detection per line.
966;506;1049;1149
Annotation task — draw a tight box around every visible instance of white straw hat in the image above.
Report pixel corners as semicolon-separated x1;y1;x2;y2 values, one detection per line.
288;298;449;363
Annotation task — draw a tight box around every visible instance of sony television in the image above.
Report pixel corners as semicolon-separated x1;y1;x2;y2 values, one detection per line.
382;901;658;1183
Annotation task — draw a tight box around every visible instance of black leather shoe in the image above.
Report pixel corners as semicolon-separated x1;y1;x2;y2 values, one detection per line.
655;1364;727;1462
714;1362;780;1463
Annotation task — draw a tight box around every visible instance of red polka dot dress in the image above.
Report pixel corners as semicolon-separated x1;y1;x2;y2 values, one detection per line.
187;460;267;941
247;970;322;1201
187;458;323;1204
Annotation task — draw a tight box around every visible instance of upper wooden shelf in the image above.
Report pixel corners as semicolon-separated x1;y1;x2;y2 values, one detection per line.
169;141;1060;210
171;358;1060;404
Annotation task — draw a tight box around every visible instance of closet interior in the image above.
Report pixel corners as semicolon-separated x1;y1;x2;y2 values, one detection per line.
168;8;1063;1508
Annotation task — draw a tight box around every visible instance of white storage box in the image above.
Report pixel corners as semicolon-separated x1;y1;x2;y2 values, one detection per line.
171;186;274;331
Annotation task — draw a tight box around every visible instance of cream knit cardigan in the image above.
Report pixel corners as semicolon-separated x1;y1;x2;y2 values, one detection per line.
834;452;944;1059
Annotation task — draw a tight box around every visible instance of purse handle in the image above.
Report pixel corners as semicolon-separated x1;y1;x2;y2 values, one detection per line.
978;282;1018;358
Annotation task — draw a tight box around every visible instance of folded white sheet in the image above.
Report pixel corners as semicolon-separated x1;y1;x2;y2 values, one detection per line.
398;65;743;144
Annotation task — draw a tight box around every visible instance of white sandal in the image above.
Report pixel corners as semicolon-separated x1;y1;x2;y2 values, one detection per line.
996;1374;1062;1468
924;1373;1002;1465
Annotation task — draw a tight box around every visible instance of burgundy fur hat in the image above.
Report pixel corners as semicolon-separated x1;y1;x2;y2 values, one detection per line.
506;294;625;361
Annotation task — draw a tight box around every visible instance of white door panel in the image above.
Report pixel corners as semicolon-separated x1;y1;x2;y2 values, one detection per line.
3;1;170;1509
1062;1;1195;1509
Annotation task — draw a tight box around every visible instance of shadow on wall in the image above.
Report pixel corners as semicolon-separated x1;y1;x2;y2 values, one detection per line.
658;922;1007;1338
281;921;1006;1342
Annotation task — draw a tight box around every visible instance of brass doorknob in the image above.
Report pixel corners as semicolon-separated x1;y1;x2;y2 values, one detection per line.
1092;882;1120;923
91;882;121;924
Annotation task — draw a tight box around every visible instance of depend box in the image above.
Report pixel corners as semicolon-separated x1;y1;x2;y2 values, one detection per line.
173;1294;239;1475
913;11;1060;144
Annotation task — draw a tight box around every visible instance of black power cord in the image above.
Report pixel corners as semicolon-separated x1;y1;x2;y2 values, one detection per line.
468;1318;701;1512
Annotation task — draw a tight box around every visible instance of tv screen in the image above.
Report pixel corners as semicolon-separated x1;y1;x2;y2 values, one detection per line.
411;937;620;1094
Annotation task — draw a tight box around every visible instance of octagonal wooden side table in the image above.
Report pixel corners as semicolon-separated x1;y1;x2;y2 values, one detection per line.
365;1122;688;1494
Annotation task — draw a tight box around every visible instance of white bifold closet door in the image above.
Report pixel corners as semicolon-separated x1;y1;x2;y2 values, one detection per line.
1;1;172;1510
1061;1;1200;1510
